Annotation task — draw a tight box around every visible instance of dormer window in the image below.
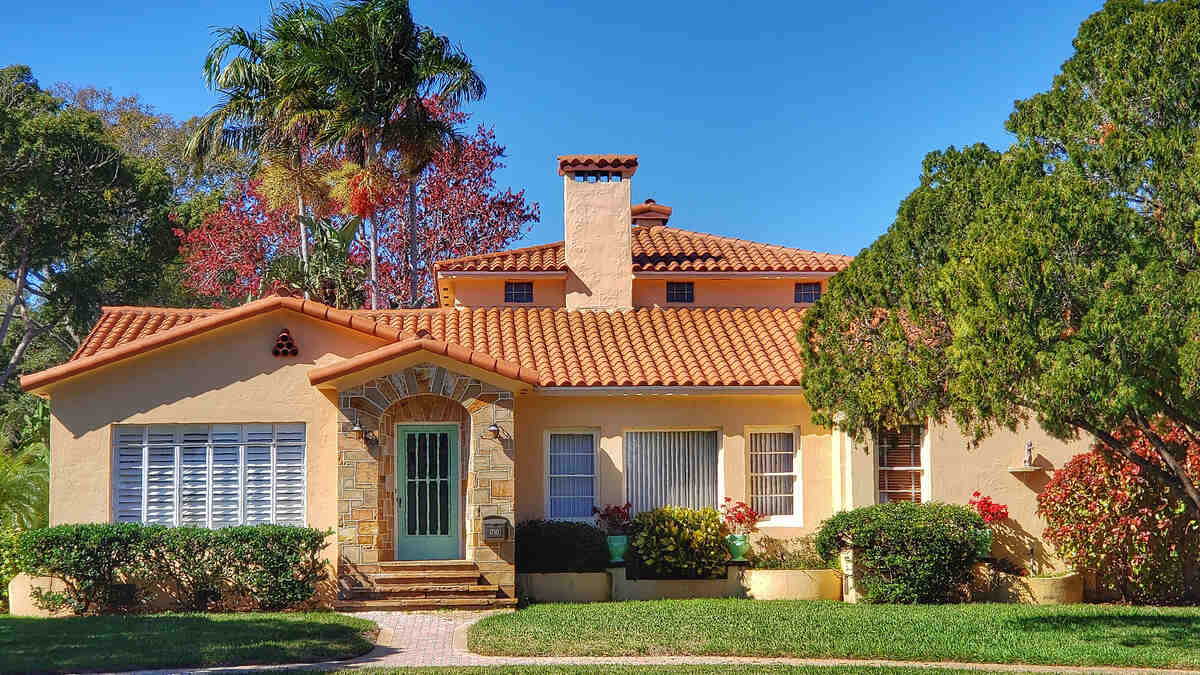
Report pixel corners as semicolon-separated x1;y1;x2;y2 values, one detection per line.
795;282;822;304
504;281;534;304
666;281;694;303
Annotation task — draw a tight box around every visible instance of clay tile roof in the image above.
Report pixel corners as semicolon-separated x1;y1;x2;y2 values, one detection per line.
35;304;811;389
631;199;672;219
557;154;639;176
435;225;852;274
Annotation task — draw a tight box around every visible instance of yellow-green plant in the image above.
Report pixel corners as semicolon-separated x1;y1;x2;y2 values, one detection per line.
630;506;727;578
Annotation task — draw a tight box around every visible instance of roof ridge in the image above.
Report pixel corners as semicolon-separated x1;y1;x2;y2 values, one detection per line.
433;239;565;269
100;305;226;314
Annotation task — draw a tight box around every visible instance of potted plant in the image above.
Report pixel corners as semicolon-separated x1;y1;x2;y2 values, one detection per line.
720;497;761;561
593;503;633;564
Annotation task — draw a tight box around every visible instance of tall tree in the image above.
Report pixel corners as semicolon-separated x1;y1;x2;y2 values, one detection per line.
801;0;1200;518
276;0;486;307
0;65;175;386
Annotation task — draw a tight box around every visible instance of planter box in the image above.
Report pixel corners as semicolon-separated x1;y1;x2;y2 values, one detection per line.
610;565;744;601
743;569;842;601
974;568;1083;605
516;572;611;603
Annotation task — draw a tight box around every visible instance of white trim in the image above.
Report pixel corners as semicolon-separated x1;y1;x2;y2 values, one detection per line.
543;427;600;522
537;386;807;397
746;425;803;526
634;271;838;280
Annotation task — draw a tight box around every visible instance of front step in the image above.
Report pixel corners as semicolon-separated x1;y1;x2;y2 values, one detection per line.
336;597;517;611
337;559;512;611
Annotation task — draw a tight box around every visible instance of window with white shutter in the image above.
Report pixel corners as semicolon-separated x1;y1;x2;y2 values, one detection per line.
625;430;719;512
112;423;306;527
877;425;925;503
545;431;596;520
748;430;800;520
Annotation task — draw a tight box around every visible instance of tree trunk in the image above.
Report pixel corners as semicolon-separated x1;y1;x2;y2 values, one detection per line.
0;245;30;349
369;217;378;310
297;192;308;300
406;177;420;308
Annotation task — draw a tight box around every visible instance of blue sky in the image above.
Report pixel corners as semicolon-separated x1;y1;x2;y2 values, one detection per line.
3;0;1101;256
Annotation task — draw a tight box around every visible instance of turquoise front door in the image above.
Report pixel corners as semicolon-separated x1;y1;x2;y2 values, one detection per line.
395;424;460;560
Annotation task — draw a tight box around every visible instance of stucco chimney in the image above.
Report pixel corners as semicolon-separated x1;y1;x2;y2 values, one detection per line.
558;154;638;310
631;198;671;227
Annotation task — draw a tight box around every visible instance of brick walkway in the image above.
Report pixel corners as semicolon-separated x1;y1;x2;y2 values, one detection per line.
120;610;1200;674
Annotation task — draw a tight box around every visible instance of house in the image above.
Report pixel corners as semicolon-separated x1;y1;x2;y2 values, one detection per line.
18;154;1088;609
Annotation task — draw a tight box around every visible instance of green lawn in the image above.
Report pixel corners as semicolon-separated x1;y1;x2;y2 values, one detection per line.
468;599;1200;668
304;662;1046;667
0;612;376;674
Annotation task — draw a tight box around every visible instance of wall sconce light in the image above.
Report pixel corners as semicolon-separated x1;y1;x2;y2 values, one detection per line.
351;413;379;448
480;401;508;440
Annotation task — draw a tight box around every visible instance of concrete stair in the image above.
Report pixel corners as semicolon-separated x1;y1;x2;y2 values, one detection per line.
336;560;515;611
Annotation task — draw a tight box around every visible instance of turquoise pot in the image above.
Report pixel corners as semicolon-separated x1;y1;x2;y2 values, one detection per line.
607;534;629;563
725;533;751;562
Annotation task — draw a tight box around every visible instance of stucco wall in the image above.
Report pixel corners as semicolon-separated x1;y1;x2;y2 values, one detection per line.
41;310;386;583
632;278;827;309
563;176;632;310
451;277;566;308
513;393;830;537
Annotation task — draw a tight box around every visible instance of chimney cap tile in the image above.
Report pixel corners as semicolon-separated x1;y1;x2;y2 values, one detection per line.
631;199;672;220
558;154;638;176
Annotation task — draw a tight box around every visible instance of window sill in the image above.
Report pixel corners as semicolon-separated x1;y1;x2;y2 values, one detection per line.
757;515;804;528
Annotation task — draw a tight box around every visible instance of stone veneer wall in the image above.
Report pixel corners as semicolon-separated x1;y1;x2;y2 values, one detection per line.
337;363;516;597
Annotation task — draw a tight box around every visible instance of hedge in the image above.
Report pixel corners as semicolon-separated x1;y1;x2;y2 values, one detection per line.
816;501;985;603
15;523;331;614
516;520;609;573
631;506;727;578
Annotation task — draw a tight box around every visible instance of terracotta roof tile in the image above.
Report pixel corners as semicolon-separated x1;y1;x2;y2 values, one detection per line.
557;154;639;176
435;225;852;274
50;304;810;389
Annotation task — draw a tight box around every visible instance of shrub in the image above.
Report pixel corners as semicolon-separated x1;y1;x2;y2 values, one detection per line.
20;523;146;614
516;520;609;573
630;506;727;578
747;535;831;570
0;527;20;611
139;526;232;611
222;525;330;611
15;523;331;614
815;502;985;603
1038;425;1200;604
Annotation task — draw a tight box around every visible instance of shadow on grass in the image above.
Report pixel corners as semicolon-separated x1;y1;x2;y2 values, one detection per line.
0;613;375;674
1012;612;1200;650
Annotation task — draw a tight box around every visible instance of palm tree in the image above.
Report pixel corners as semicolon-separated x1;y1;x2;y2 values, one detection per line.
276;0;485;307
262;215;367;308
0;444;48;530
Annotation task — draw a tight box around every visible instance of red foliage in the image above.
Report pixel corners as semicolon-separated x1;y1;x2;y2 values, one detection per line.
1037;424;1200;603
593;503;632;535
720;497;762;535
969;491;1009;524
176;105;538;308
174;181;297;303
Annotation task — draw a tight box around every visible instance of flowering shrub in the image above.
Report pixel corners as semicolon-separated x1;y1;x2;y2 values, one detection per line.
969;492;1009;524
592;503;633;535
1038;424;1200;604
720;497;761;535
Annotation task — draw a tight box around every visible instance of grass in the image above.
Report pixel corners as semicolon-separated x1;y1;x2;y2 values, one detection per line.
0;612;376;674
469;598;1200;668
300;662;1051;667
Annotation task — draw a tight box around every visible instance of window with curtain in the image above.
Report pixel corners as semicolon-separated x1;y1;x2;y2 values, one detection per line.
546;431;596;519
748;431;798;518
114;423;306;527
877;425;924;502
625;430;718;512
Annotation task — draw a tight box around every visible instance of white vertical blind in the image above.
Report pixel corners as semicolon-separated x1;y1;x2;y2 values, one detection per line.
112;423;306;527
625;430;718;512
749;431;797;517
547;432;595;519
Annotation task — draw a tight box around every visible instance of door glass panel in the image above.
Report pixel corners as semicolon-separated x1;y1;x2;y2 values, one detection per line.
402;430;455;538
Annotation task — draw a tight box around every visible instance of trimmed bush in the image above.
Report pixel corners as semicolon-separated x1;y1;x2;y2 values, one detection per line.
0;527;20;611
16;523;331;614
516;520;608;573
815;502;985;603
630;506;727;578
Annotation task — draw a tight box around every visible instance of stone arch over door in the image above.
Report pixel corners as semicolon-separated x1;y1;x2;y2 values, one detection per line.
337;363;516;596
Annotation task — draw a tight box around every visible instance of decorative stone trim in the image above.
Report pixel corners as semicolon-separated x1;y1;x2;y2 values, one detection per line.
336;363;516;597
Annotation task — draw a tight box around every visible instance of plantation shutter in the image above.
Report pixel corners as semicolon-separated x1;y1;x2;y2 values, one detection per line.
748;431;797;517
625;430;719;512
111;423;305;527
877;425;924;502
547;432;595;519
